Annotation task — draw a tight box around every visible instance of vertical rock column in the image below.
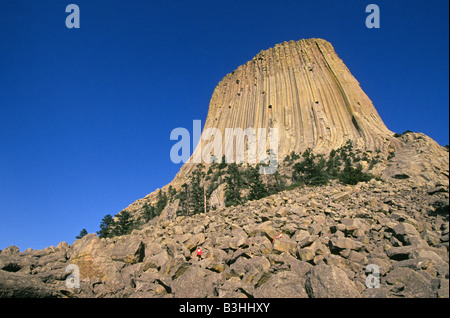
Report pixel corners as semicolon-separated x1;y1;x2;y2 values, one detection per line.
194;38;393;164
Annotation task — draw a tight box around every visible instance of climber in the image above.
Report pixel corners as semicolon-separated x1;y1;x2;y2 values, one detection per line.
196;247;202;260
272;232;283;244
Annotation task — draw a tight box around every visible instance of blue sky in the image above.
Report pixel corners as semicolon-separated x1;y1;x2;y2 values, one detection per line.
0;0;448;251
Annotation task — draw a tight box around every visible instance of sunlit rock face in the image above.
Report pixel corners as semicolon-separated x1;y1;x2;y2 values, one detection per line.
199;38;394;158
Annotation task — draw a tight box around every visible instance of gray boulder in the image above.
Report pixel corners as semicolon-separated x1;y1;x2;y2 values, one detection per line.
254;271;308;298
171;266;219;298
385;267;437;298
0;270;59;298
305;264;361;298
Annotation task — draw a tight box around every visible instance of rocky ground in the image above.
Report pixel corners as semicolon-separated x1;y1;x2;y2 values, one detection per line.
1;178;448;298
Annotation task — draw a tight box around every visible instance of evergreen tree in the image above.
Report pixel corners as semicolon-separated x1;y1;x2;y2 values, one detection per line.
190;169;206;214
75;228;88;239
293;148;330;186
167;185;177;203
338;162;373;185
155;190;168;215
326;149;342;178
246;165;268;201
177;183;190;216
112;210;134;236
206;179;219;201
97;214;114;239
218;155;227;170
290;151;301;161
224;163;243;207
272;170;285;193
142;204;157;222
337;140;353;163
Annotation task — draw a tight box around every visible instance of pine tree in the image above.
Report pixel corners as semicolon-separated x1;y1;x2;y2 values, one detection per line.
224;163;243;207
177;183;190;216
112;210;134;236
218;155;227;170
338;162;373;185
326;149;342;178
75;228;88;239
190;169;206;214
246;165;268;201
142;204;157;222
167;185;176;203
272;170;285;193
97;214;114;239
155;190;168;215
293;148;330;186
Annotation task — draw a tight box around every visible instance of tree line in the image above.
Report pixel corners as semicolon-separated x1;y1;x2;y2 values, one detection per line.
76;141;380;240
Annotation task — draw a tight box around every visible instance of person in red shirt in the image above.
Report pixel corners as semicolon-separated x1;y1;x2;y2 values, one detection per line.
196;247;202;260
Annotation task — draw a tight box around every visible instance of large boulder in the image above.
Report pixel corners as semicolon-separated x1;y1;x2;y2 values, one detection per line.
305;264;361;298
385;267;437;298
143;250;170;272
227;256;270;280
392;223;422;245
1;246;20;255
185;233;206;251
272;237;297;255
329;237;361;252
171;266;219;298
0;270;59;298
159;199;180;220
110;239;145;265
68;234;120;282
254;271;308;298
255;221;279;241
385;245;416;261
160;254;189;279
